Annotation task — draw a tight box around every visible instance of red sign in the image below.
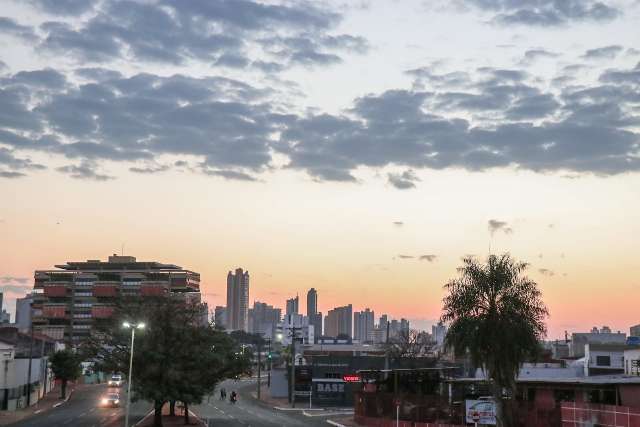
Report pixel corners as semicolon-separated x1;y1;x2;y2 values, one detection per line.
472;412;480;422
342;374;361;383
394;398;401;406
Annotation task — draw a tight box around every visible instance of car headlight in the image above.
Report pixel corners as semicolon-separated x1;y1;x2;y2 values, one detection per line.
101;398;108;404
114;400;119;404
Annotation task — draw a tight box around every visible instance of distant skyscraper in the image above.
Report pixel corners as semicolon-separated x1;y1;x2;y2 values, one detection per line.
214;306;226;329
307;288;322;339
432;321;447;345
286;296;299;316
324;304;352;338
226;268;250;331
248;301;281;337
15;294;33;332
307;288;317;316
354;308;375;343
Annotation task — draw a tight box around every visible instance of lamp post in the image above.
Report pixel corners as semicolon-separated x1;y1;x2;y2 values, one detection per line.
123;321;145;427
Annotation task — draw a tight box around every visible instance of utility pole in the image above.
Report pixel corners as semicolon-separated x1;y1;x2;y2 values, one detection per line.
257;340;261;400
288;326;302;408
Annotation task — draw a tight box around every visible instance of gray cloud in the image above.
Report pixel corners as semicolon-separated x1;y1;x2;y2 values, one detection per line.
488;219;513;236
388;170;420;189
202;168;258;181
29;0;96;16
452;0;620;26
0;54;639;182
281;60;640;179
30;0;362;71
129;164;170;174
0;171;25;178
392;221;404;227
0;17;38;41
0;276;31;294
538;268;555;276
523;49;559;62
1;276;30;284
56;162;114;181
419;255;437;262
397;255;415;259
0;148;46;178
582;45;624;60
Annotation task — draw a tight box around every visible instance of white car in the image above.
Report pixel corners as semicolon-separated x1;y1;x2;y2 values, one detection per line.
100;392;121;407
108;375;123;387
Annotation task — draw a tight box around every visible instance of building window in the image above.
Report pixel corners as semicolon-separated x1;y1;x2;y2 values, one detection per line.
596;355;611;366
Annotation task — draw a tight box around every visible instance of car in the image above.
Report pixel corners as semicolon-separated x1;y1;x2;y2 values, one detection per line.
100;393;121;408
108;374;123;387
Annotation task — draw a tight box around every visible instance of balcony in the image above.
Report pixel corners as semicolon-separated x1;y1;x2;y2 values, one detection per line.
91;306;115;319
43;284;68;297
141;282;169;297
42;304;67;319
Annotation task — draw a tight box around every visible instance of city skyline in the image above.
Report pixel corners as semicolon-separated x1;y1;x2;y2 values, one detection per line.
1;0;640;339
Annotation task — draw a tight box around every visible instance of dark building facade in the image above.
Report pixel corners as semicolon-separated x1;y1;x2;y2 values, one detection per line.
32;255;200;343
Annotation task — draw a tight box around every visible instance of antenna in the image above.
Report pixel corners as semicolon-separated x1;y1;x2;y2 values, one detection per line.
121;242;125;256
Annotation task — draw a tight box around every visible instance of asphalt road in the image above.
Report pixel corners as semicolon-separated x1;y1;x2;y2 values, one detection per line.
193;380;352;427
8;384;151;427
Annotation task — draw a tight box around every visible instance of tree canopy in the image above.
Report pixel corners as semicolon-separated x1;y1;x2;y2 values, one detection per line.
83;296;248;427
441;253;548;427
49;349;82;399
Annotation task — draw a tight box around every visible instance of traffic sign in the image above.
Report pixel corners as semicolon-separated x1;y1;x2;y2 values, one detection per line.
394;398;401;406
472;411;480;422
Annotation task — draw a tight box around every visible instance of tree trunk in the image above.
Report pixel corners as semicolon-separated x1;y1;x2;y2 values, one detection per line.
184;402;189;424
169;400;175;416
492;383;511;427
61;379;67;399
154;400;164;427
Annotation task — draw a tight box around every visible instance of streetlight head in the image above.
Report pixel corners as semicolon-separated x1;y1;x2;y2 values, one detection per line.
137;323;146;329
122;321;131;328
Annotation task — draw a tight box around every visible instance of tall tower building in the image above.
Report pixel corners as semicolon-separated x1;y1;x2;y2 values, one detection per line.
226;268;250;331
324;304;352;338
286;295;299;316
307;288;322;339
307;288;317;316
354;308;375;343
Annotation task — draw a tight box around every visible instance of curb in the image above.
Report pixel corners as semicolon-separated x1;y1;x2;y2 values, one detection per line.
52;387;76;408
132;409;155;427
274;406;325;411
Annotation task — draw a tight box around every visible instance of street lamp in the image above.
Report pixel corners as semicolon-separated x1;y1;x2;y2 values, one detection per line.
123;321;145;427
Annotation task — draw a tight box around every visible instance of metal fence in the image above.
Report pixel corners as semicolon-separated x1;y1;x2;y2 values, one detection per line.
561;402;640;427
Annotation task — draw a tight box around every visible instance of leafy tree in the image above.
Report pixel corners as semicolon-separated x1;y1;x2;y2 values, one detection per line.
441;254;548;427
49;349;81;399
83;296;246;427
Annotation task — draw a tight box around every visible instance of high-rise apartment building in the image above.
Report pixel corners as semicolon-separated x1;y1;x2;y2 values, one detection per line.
432;321;447;345
15;294;33;332
214;306;226;329
226;268;250;331
307;288;317;316
286;296;299;316
631;324;640;337
33;254;201;343
354;308;375;343
324;304;352;338
307;288;322;339
248;301;281;337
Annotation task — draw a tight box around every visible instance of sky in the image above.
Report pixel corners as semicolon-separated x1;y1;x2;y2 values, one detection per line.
0;0;639;339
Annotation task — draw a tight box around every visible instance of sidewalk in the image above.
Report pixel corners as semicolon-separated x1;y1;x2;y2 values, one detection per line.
0;383;80;426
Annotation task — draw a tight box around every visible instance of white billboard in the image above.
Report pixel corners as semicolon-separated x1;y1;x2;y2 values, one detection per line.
465;399;497;425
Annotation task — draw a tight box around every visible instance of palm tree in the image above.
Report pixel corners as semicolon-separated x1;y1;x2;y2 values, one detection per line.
441;254;548;427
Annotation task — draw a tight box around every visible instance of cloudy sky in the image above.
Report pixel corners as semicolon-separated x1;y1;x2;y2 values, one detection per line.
1;0;639;337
